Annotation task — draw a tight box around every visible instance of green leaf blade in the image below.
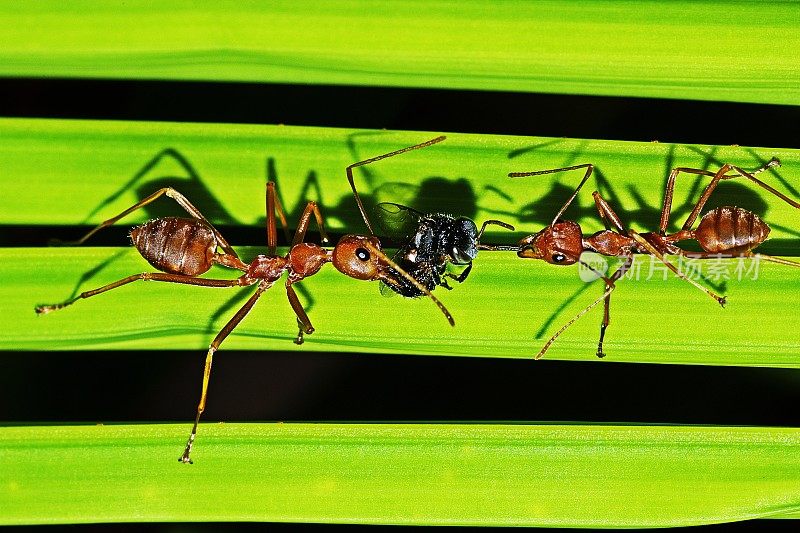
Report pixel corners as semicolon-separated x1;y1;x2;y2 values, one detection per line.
2;423;799;526
3;118;800;366
1;1;799;105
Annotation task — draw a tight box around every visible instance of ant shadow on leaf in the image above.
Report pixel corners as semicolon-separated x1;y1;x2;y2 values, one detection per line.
69;147;300;341
331;131;518;244
82;148;240;226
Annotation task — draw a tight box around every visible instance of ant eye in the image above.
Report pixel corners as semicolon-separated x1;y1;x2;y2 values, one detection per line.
552;253;566;263
355;247;370;261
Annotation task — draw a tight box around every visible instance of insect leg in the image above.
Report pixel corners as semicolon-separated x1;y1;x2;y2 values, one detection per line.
266;182;290;256
35;273;250;314
747;252;800;269
592;191;726;306
537;283;617;360
292;202;329;246
180;282;270;464
286;280;314;345
679;160;785;231
728;164;800;210
62;187;245;266
347;136;446;235
446;262;473;284
659;167;717;234
597;255;633;358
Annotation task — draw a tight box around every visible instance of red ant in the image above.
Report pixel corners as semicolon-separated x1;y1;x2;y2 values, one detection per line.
36;180;453;464
508;158;800;359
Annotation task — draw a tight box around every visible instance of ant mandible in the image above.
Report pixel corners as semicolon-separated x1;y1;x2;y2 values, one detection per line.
36;179;454;464
508;158;800;359
347;136;514;297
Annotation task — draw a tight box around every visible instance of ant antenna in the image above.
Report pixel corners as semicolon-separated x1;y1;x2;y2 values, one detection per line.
362;241;455;326
509;164;594;226
347;136;447;235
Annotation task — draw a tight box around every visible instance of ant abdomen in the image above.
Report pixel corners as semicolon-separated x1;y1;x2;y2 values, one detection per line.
695;206;770;254
130;217;217;276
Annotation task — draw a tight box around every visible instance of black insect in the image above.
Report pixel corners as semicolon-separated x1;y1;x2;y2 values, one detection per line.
347;136;514;297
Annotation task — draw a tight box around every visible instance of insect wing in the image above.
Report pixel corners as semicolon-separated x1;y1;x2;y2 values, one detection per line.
374;202;424;241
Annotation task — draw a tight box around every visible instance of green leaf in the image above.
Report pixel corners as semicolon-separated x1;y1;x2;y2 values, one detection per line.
3;118;800;366
1;1;799;105
8;246;800;367
1;423;798;526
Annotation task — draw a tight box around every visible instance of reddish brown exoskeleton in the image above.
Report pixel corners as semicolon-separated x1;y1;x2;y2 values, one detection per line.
36;182;453;463
508;158;800;359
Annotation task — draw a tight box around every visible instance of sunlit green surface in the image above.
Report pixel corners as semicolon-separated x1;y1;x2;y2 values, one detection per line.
1;423;798;526
2;119;799;366
4;246;799;367
1;1;799;105
2;118;799;245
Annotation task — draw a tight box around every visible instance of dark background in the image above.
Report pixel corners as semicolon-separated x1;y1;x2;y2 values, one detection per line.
2;78;799;532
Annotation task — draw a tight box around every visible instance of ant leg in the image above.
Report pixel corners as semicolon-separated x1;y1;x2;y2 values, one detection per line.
285;281;314;345
659;159;782;233
590;191;626;233
537;282;617;360
35;273;250;314
675;249;800;269
728;164;800;210
597;255;634;359
180;282;270;464
747;252;800;269
63;187;244;265
509;164;594;226
346;136;446;235
592;191;726;306
681;159;785;231
292;202;330;246
446;262;473;284
265;182;291;256
659;167;717;234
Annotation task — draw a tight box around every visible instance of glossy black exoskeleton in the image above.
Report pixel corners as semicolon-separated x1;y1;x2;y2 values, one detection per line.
345;136;514;298
375;203;507;296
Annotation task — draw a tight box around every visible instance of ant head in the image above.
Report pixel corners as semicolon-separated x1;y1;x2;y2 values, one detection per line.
333;234;456;327
331;235;388;281
518;220;583;265
450;217;479;264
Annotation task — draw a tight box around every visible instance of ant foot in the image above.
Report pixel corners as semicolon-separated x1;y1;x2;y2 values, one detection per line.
179;434;195;464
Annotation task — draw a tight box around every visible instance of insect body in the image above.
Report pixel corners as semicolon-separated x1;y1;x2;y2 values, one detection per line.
347;136;514;297
509;159;800;359
36;182;453;464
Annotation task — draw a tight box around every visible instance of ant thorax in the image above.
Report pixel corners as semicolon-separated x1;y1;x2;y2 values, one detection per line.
245;254;287;283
